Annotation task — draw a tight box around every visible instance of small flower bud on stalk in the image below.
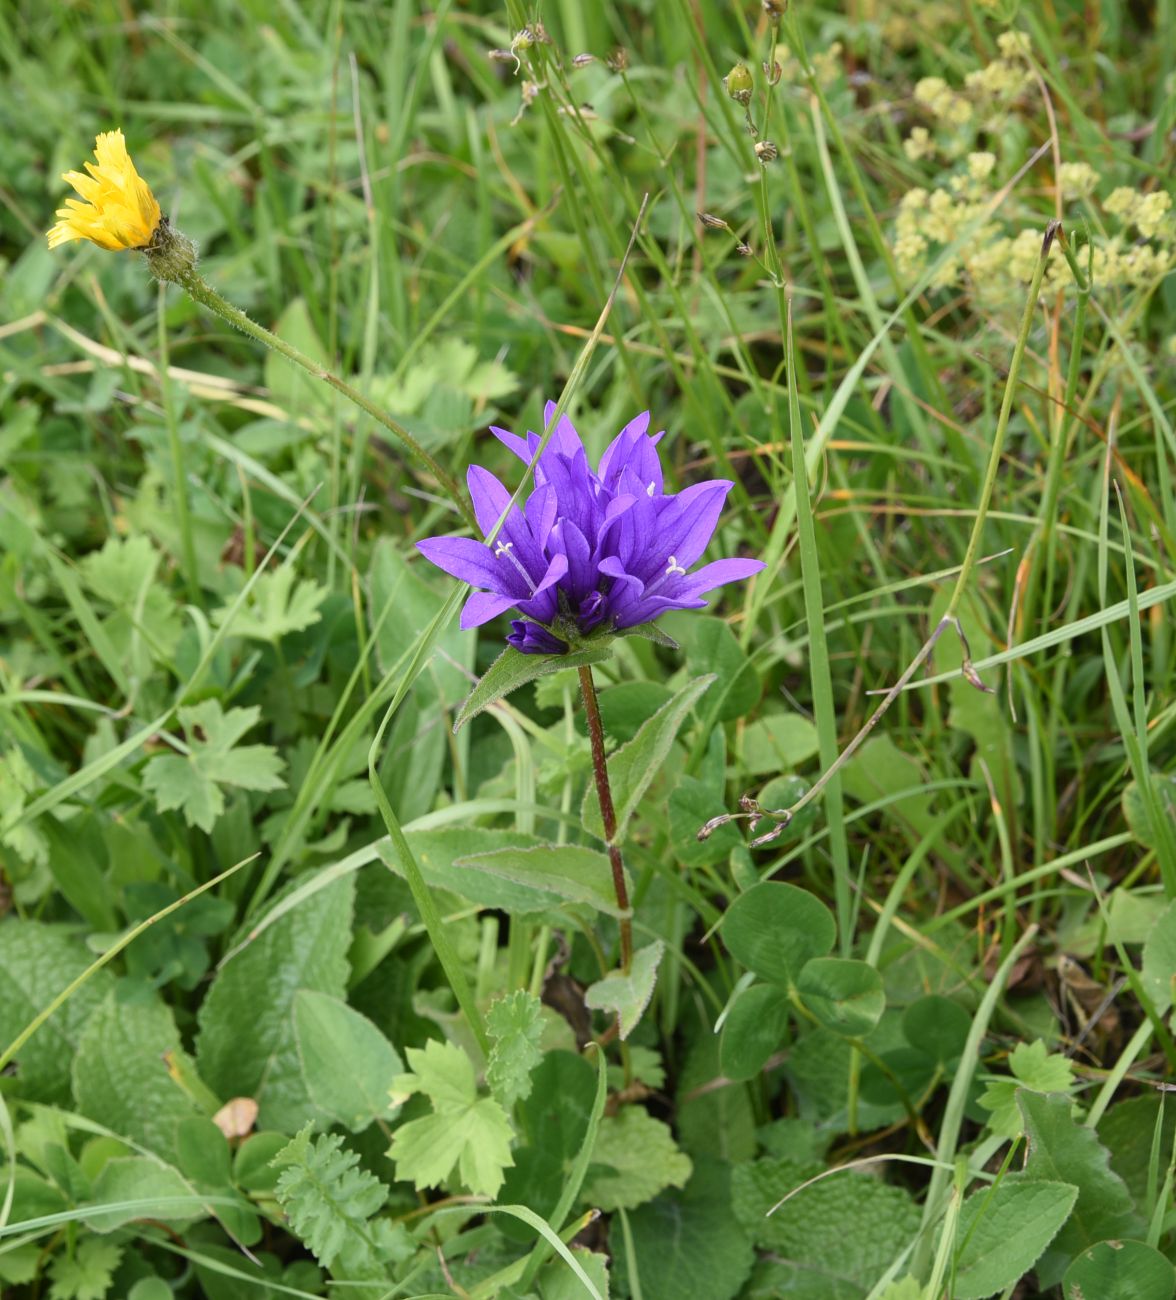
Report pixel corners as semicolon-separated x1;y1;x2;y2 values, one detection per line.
763;0;787;15
572;53;597;68
698;211;730;230
754;139;779;164
724;62;754;105
606;46;629;72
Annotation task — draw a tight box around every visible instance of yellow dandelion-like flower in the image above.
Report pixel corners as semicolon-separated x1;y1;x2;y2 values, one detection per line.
47;129;162;252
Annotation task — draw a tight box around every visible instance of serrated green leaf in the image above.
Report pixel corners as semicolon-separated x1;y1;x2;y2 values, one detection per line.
582;674;714;842
486;990;546;1106
585;1107;692;1211
197;874;354;1131
1019;1090;1142;1288
47;1237;122;1300
455;643;615;731
584;941;664;1040
796;957;885;1038
142;700;285;832
73;993;202;1161
980;1042;1077;1138
0;920;114;1104
294;990;403;1132
388;1040;515;1198
950;1176;1078;1300
620;1159;753;1300
617;621;680;649
214;567;328;643
721;881;836;987
453;843;630;917
273;1126;411;1299
1063;1238;1176;1300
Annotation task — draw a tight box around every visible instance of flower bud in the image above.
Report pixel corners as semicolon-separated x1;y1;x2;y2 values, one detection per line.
763;0;787;15
606;46;629;72
698;211;730;230
724;63;753;105
754;139;779;163
572;52;597;68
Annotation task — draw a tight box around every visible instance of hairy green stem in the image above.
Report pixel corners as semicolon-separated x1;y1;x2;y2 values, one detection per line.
173;268;474;529
578;664;633;972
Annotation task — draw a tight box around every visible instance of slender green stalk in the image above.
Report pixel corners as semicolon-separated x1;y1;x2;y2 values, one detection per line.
156;284;201;601
173;267;474;529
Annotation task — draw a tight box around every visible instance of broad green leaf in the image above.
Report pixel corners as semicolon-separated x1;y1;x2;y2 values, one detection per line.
669;774;743;866
213;567;328;643
720;983;791;1081
585;1107;692;1211
455;643;615;731
85;1156;204;1232
731;1154;920;1290
197;874;354;1131
738;712;819;775
1019;1090;1142;1287
391;827;559;914
620;1159;754;1300
584;941;664;1040
0;919;113;1104
685;616;761;721
842;735;938;841
949;1176;1078;1300
370;539;470;705
903;994;970;1063
73;993;202;1161
796;958;885;1038
676;1030;756;1163
294;990;404;1132
453;843;630;917
1063;1239;1176;1300
539;1247;611;1300
582;675;715;842
502;1051;599;1220
142;700;285;833
486;989;546;1106
388;1040;515;1198
264;298;332;416
1098;1096;1176;1209
721;882;836;987
1141;899;1176;1014
1122;773;1176;849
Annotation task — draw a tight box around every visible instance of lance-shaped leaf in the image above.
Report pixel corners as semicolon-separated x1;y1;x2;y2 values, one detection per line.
454;642;614;731
453;843;631;917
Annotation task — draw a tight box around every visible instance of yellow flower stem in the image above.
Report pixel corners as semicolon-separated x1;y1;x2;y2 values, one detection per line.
172;268;475;530
157;284;201;602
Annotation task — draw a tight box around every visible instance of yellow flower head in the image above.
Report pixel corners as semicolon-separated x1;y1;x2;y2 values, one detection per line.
47;130;161;252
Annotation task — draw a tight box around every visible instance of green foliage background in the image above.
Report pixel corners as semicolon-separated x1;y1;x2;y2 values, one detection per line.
1;1;1175;1298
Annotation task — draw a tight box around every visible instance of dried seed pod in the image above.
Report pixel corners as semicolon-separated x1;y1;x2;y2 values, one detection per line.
606;46;630;72
698;211;730;230
754;139;779;163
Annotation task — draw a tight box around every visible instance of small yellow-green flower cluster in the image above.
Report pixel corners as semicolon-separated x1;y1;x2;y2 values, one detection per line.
893;31;1174;313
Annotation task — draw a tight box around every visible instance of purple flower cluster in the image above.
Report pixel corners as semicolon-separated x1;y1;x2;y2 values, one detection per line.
417;403;765;653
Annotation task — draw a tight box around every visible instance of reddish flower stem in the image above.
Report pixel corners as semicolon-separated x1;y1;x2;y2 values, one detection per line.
578;664;633;972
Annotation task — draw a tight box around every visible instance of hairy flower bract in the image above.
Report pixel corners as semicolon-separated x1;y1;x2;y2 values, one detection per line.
47;129;162;252
417;404;764;653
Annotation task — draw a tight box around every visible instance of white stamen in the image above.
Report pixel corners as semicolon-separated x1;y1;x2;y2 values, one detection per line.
494;538;536;594
666;555;686;576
